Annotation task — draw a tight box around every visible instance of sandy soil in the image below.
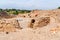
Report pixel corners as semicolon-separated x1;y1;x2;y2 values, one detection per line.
0;24;60;40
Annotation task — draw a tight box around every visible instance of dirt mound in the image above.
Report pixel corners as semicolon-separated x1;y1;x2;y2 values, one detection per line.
0;12;9;18
0;12;16;19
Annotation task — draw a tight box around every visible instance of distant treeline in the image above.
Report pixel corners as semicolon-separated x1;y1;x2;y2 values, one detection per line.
0;9;31;15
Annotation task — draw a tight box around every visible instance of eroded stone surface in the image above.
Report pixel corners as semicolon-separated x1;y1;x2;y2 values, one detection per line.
33;17;50;28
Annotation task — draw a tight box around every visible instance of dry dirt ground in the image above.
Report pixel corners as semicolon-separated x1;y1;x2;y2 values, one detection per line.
0;9;60;40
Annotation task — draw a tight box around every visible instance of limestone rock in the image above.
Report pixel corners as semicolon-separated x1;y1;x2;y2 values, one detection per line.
17;18;32;28
33;17;50;28
0;19;21;32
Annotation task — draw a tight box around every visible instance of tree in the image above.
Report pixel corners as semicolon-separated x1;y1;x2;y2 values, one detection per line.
13;11;18;15
0;8;2;12
58;7;60;9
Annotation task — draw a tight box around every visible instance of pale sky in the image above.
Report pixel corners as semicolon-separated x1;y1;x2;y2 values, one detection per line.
0;0;60;10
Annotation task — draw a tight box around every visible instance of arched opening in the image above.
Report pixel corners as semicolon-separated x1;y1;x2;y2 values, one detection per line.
23;16;25;17
29;19;35;28
6;32;9;34
35;15;38;17
31;19;35;23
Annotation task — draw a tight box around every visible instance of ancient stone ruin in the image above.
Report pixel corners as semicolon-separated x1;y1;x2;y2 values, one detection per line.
0;9;60;34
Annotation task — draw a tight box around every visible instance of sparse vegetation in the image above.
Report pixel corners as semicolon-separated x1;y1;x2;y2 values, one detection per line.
0;9;31;15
